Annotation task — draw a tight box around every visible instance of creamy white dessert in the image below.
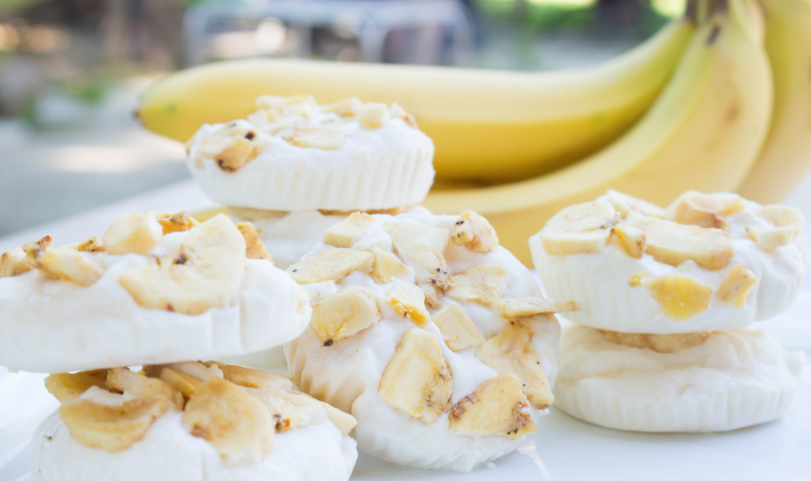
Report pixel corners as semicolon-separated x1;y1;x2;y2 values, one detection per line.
0;212;310;373
185;96;435;213
285;211;574;471
33;362;358;481
530;190;806;334
554;324;804;432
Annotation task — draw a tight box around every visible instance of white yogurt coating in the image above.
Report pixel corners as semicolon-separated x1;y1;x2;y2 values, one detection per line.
286;213;560;472
231;206;433;270
186;112;435;212
554;324;804;432
32;409;357;481
0;231;312;373
530;195;806;334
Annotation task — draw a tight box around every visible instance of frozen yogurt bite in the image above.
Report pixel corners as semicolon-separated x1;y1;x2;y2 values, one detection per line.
0;211;310;373
286;210;575;471
185;95;436;268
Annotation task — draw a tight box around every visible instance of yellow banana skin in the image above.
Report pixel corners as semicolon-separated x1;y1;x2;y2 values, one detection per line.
424;0;772;265
137;20;693;182
738;0;811;203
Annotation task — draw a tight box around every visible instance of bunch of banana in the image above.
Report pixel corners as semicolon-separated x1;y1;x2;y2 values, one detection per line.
137;0;811;265
137;16;694;182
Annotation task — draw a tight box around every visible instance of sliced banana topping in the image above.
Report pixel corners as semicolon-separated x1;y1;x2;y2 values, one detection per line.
640;274;713;321
213;362;293;391
378;329;453;424
0;247;32;278
153;210;200;234
183;377;274;464
23;238;104;287
323;212;375;248
103;212;164;255
287;248;374;284
310;285;381;346
756;205;804;233
666;191;745;229
539;201;619;255
613;223;646;259
447;264;507;306
451;210;499;253
118;214;246;315
317;398;358;435
321;97;363;117
389;102;418;128
45;371;108;404
197;123;266;172
716;264;757;307
67;236;105;253
60;396;171;453
498;296;580;318
747;226;795;250
385;222;452;308
604;190;666;219
385;282;430;326
359;102;391;128
431;303;485;352
106;368;184;411
448;373;536;438
627;216;733;270
476;322;552;410
157;368;202;399
247;387;327;433
600;330;712;353
369;246;410;284
236;222;273;262
284;124;347;150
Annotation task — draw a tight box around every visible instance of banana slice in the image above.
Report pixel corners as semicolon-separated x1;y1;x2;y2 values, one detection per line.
498;297;580;318
539;201;619;255
476;322;553;410
236;222;273;262
431;303;485;352
627;216;733;270
756;205;804;233
287;248;374;284
666;191;745;229
385;282;430;326
213;362;293;391
451;210;499;253
323;212;375;248
117;214;246;316
359;103;391;128
604;190;666;219
716;264;757;307
0;247;32;278
107;368;184;410
369;246;409;284
600;330;712;353
447;264;507;306
640;274;713;321
385;222;452;308
60;396;170;453
157;368;202;398
153;211;200;234
747;225;795;250
378;329;453;424
182;377;274;463
310;286;381;346
613;223;646;258
247;387;327;433
24;239;103;287
449;373;536;438
196;123;266;172
45;371;108;404
103;212;164;255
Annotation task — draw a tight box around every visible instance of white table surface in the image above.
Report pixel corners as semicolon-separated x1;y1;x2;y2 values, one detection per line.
0;181;809;481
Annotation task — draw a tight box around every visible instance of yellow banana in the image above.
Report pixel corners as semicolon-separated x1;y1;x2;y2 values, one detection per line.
423;0;772;265
737;0;811;203
137;18;693;182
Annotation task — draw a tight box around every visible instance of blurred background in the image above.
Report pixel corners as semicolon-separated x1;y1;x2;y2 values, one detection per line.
0;0;776;237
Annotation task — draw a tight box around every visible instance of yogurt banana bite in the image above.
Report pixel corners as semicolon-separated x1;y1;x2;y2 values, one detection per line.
185;95;436;268
286;210;576;471
531;190;805;432
530;190;806;334
0;211;310;373
34;362;358;481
